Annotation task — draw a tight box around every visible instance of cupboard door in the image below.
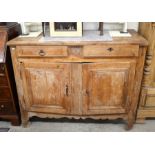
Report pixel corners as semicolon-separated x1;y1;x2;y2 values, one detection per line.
20;62;71;114
82;60;136;115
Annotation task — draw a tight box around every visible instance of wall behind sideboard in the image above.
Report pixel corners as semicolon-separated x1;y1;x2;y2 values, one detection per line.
84;22;139;31
26;22;139;32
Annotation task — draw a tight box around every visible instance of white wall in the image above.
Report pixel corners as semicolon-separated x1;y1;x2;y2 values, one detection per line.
26;22;139;32
83;22;139;31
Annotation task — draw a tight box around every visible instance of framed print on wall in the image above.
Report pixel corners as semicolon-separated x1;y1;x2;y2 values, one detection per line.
50;22;82;37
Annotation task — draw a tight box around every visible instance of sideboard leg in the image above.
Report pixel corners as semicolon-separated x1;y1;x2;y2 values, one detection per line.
11;117;20;126
125;114;135;130
126;119;134;130
21;111;29;128
22;120;30;128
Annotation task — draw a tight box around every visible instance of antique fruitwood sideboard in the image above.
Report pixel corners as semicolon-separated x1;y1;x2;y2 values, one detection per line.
7;30;148;129
137;23;155;122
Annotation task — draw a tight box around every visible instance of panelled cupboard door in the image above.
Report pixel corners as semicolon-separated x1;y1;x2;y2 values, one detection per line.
82;60;136;115
20;62;72;114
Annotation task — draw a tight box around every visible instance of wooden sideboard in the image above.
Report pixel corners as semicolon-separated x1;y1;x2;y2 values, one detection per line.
0;23;21;125
137;23;155;122
7;30;147;129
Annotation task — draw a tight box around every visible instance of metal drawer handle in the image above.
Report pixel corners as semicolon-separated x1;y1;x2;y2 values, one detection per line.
39;50;46;56
107;47;113;52
0;73;5;77
0;104;4;109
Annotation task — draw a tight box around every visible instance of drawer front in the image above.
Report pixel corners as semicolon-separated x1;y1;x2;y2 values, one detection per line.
0;76;8;86
17;46;68;57
83;45;139;57
145;88;155;107
0;88;12;100
145;96;155;107
0;101;14;114
0;64;5;75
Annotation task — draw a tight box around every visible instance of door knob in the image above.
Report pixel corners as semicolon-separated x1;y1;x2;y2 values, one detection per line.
0;104;4;110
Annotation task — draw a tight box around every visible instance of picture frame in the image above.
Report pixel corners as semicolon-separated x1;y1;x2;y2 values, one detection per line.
50;22;82;37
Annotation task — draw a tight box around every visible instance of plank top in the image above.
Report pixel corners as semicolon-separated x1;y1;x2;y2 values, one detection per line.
7;29;148;47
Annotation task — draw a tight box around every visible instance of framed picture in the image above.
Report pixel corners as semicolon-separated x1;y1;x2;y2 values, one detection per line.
50;22;82;37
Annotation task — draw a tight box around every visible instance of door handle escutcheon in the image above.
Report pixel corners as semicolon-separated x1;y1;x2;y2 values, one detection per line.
107;47;113;52
65;85;69;96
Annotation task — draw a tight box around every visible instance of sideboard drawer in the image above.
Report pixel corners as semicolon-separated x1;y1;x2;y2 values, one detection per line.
17;46;68;57
0;76;8;86
0;88;11;100
83;45;139;57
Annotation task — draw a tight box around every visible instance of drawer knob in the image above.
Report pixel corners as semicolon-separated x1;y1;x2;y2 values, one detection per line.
107;47;113;52
39;50;46;56
0;105;4;108
0;73;5;77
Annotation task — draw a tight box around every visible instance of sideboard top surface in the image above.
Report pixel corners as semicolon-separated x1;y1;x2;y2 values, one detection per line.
7;30;148;47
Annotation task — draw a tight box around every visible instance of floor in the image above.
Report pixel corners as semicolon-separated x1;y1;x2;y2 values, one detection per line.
0;118;155;132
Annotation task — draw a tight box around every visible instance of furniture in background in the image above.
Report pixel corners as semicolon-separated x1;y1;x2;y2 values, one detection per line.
137;22;155;122
0;22;21;125
7;30;147;129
